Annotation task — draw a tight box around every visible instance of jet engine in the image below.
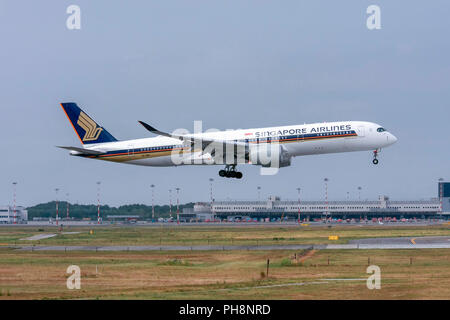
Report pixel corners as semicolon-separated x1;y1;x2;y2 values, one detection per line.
248;143;291;168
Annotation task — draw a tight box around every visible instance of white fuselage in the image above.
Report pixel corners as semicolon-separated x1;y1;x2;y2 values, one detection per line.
75;121;397;167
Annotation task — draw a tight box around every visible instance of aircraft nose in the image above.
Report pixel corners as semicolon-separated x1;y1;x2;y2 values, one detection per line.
389;133;398;144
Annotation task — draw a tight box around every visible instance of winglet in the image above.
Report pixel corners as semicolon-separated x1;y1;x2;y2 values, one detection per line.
138;121;175;139
138;121;159;133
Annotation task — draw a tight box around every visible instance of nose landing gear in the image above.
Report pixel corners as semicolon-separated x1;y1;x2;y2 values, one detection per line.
372;150;379;165
219;165;243;179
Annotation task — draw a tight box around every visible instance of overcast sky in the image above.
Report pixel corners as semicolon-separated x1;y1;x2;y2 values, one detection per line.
1;1;449;207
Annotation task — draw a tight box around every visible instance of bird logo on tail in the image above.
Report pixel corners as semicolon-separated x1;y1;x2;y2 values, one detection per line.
77;111;103;142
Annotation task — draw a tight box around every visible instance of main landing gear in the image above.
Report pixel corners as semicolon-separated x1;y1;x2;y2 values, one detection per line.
219;165;243;179
372;150;379;165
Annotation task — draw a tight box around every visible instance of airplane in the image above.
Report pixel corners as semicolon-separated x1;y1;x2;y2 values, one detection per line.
58;102;398;179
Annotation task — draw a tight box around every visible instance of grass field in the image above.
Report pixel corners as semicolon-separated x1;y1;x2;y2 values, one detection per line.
1;224;450;246
0;248;449;299
0;225;449;300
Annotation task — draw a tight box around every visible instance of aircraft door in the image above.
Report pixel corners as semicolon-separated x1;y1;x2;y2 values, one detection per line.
357;126;365;137
128;144;134;157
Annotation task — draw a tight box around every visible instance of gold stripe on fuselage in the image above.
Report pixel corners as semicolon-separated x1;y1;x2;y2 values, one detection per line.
94;147;188;162
94;133;356;162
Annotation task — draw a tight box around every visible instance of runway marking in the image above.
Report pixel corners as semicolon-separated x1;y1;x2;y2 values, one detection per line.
411;238;416;245
217;281;328;291
20;234;57;241
320;278;366;281
218;279;365;292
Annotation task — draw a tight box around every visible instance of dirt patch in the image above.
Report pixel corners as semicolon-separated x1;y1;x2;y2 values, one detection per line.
297;249;316;263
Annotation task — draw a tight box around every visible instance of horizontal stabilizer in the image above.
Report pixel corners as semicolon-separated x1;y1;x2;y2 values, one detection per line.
56;146;104;155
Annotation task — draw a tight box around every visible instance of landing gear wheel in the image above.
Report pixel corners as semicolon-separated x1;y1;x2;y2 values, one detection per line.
372;149;380;165
224;171;231;178
218;165;242;179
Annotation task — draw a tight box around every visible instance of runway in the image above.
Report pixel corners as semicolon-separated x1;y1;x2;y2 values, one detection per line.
1;220;446;228
20;233;57;241
19;232;81;241
10;236;450;251
349;236;450;247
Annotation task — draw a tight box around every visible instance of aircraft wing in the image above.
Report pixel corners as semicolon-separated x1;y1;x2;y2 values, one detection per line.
138;121;248;160
138;121;248;149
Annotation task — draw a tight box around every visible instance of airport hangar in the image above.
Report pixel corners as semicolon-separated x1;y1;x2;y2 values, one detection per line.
0;206;28;224
181;182;450;221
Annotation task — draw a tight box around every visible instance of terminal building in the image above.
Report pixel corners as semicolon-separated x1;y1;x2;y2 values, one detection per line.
0;206;28;224
182;182;450;221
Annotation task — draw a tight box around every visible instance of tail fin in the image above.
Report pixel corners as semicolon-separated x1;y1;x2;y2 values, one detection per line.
60;102;118;144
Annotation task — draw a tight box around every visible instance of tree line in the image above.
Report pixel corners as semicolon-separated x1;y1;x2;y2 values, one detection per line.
27;201;195;220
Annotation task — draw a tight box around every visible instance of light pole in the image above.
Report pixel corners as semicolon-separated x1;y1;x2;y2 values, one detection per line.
55;188;59;226
323;178;329;220
296;188;301;224
151;184;155;222
209;178;214;221
66;193;70;220
97;182;101;224
176;188;180;224
324;178;329;222
257;186;261;201
12;182;17;224
357;186;364;221
439;178;444;218
169;189;172;219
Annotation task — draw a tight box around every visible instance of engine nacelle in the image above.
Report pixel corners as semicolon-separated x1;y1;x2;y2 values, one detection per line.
248;144;292;168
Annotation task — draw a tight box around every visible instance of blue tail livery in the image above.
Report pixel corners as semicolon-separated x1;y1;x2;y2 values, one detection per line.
60;102;118;144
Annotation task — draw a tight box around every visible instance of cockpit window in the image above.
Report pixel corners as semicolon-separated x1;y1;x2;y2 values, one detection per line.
377;127;386;132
